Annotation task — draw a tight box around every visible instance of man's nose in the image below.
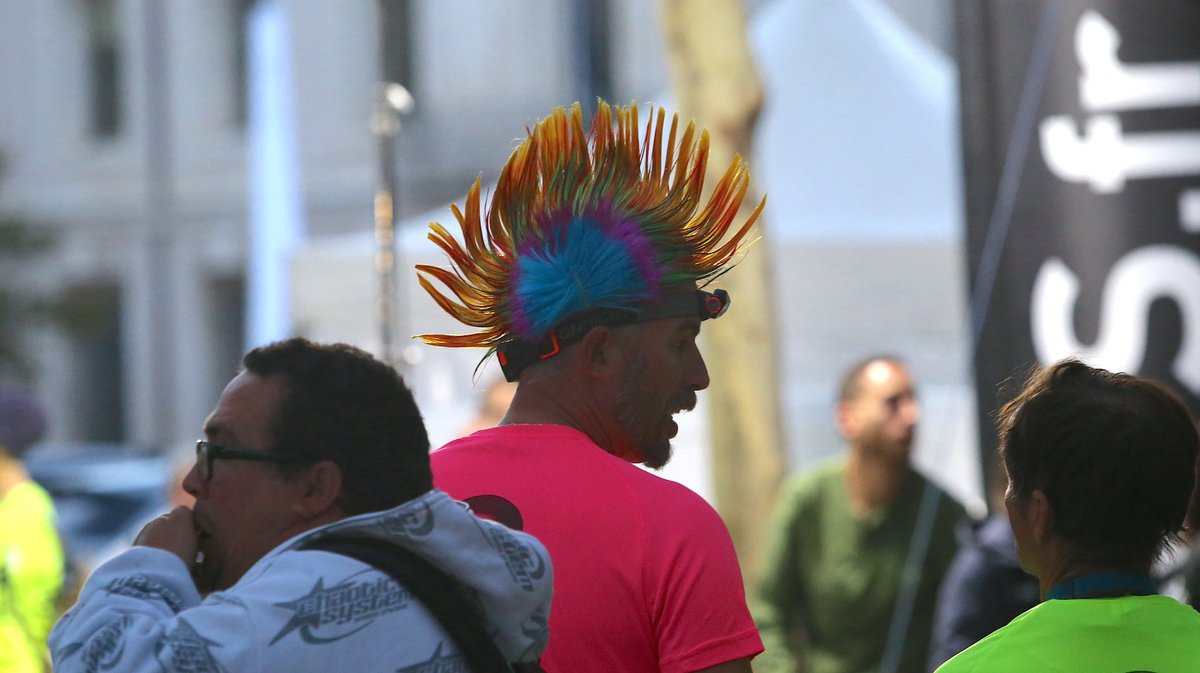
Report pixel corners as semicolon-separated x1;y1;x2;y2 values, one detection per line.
181;462;204;498
690;348;711;391
904;398;921;427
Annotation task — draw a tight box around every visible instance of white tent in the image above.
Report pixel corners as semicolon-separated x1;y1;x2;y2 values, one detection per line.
754;0;961;242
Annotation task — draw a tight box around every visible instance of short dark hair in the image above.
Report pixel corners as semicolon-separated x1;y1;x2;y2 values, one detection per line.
997;359;1199;569
241;338;432;515
837;354;906;403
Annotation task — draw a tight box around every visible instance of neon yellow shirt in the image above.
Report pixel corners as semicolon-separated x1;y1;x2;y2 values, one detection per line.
935;594;1200;673
0;480;64;673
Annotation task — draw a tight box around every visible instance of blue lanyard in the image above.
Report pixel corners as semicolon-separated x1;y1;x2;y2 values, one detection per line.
1045;571;1158;601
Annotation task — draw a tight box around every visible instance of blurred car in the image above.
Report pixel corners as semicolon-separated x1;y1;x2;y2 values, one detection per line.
24;442;172;571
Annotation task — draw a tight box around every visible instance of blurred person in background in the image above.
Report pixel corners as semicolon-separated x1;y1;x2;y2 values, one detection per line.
457;378;517;437
0;386;63;673
1155;535;1198;610
1158;423;1200;611
926;466;1038;669
1186;537;1200;611
756;356;966;673
166;441;196;509
935;359;1200;672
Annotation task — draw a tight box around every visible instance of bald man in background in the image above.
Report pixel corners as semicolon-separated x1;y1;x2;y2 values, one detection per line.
756;356;967;673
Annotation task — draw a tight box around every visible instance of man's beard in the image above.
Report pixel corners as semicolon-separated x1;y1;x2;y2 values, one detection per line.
859;424;914;465
614;364;697;470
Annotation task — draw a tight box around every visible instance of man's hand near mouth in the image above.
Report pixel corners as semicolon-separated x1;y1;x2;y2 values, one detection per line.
134;506;215;592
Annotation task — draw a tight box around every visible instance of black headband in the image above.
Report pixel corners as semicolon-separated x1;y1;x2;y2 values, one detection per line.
495;288;730;382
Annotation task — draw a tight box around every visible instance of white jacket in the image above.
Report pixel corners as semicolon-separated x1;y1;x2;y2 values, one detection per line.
50;489;552;673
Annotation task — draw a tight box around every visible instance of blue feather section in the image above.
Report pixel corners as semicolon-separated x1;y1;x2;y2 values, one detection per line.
513;218;652;338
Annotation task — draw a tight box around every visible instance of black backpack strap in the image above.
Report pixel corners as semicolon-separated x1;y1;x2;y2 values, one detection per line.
301;533;514;673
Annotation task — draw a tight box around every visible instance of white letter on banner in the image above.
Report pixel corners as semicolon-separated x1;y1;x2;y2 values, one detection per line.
1040;116;1200;193
1040;10;1200;193
1076;10;1200;112
1031;246;1200;394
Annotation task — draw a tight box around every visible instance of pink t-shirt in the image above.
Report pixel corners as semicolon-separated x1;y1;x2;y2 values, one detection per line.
431;424;762;673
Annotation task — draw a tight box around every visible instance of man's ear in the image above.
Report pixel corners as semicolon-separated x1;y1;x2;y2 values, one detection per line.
291;460;343;519
1029;488;1054;541
577;325;620;378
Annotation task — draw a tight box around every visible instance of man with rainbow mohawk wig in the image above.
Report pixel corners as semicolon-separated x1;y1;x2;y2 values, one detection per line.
417;100;765;673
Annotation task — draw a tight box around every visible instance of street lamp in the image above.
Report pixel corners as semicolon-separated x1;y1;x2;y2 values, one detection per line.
370;81;414;370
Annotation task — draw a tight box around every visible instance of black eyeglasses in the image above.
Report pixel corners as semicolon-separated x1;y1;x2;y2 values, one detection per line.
194;439;307;482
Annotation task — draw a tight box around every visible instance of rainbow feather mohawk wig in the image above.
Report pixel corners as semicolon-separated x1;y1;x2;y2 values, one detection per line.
416;99;765;380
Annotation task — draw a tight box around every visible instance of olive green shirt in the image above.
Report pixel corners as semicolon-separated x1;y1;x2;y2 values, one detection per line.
755;459;966;673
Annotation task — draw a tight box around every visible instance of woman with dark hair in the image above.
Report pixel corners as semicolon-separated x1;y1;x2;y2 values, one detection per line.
936;359;1200;672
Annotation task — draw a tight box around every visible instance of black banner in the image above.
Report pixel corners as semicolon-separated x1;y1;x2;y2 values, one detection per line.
957;1;1200;491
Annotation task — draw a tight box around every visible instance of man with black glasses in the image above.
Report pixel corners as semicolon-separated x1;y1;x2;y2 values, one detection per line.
49;337;551;673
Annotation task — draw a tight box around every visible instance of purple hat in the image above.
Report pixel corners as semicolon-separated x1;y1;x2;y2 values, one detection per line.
0;386;47;457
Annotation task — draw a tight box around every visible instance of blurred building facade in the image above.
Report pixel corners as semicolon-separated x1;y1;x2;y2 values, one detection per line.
0;0;980;510
0;0;670;447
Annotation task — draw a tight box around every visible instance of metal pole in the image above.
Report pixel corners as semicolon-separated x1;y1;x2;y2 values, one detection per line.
373;0;414;369
569;0;612;106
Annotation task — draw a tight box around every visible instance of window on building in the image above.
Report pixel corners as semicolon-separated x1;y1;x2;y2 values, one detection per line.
231;0;257;127
205;274;245;403
85;0;122;138
60;284;125;441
